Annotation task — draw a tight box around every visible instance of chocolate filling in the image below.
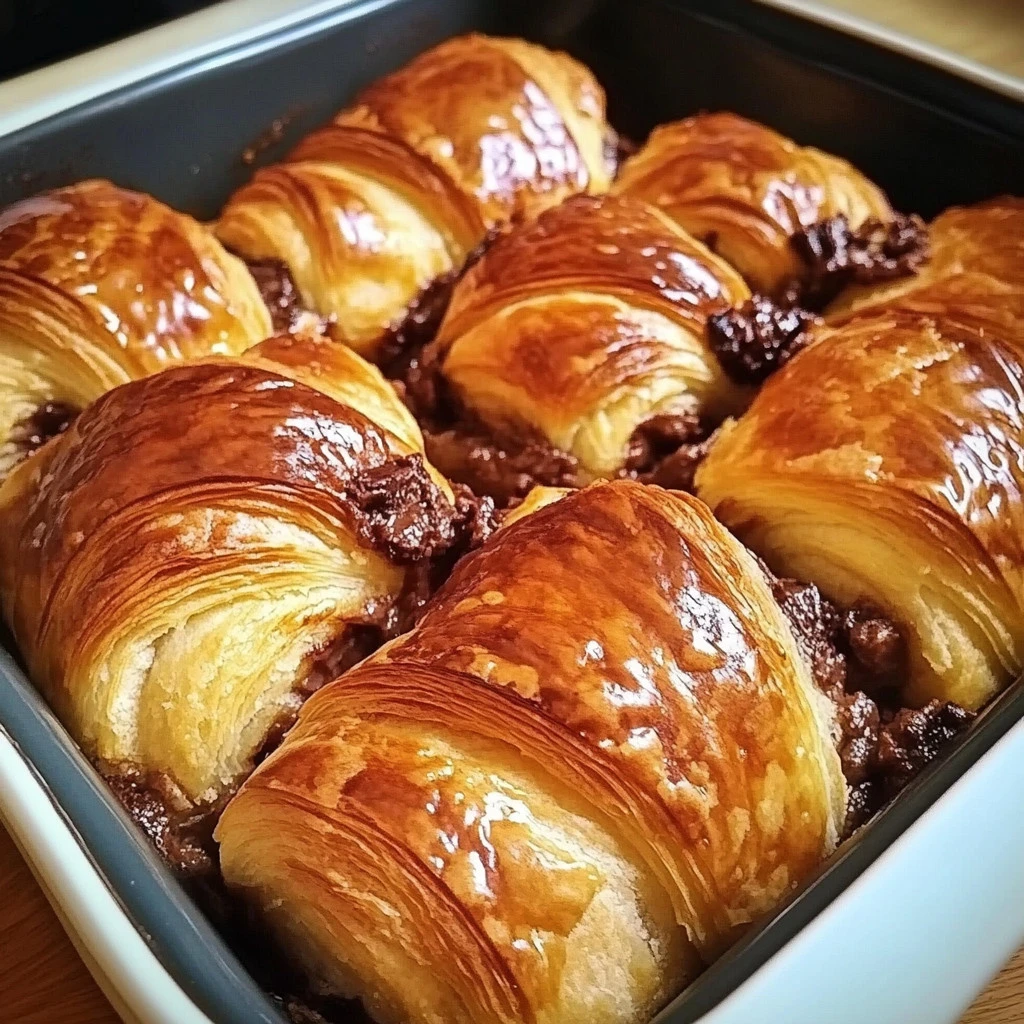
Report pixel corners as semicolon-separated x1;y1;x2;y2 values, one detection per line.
8;401;77;457
770;577;974;834
245;258;303;333
783;211;930;310
377;228;502;381
98;761;221;879
344;452;496;564
424;427;584;506
707;296;816;386
619;412;716;493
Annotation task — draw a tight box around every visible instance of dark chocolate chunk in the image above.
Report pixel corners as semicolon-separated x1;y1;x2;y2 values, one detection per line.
377;227;502;378
770;577;847;696
842;602;906;692
833;689;881;786
424;427;582;506
345;453;470;564
10;401;77;455
707;295;815;385
876;700;974;793
785;211;930;309
623;411;703;473
246;257;302;333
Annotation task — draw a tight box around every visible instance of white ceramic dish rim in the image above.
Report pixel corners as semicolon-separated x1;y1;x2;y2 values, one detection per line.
0;2;1021;1023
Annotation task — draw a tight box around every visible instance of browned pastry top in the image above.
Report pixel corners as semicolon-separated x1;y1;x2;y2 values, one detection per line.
336;33;612;223
440;193;747;340
366;479;843;936
613;111;893;295
0;179;268;373
2;359;439;649
705;307;1024;585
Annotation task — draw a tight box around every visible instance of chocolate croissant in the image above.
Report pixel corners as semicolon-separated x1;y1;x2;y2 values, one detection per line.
425;193;751;479
696;306;1024;711
613;112;924;303
0;330;466;808
217;480;845;1024
216;34;615;358
0;179;272;478
827;196;1024;323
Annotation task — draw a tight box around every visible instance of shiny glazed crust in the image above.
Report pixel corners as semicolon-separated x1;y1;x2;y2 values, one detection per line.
0;179;272;475
696;306;1024;710
216;33;614;356
216;480;845;1024
827;196;1024;322
613;112;893;294
433;194;751;476
0;331;449;803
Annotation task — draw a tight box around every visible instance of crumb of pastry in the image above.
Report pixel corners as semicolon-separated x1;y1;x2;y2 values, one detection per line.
784;211;930;309
707;295;816;385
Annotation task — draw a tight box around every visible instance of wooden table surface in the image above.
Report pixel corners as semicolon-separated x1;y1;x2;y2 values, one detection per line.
2;1;1023;1022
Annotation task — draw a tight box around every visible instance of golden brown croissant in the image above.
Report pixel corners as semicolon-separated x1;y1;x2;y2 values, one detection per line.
0;330;468;808
613;112;920;301
217;480;845;1024
0;179;272;478
827;196;1024;322
696;305;1024;711
216;34;615;357
423;193;751;481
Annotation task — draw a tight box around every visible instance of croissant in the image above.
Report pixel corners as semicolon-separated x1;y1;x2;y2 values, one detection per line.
217;480;845;1024
696;304;1024;711
0;329;468;811
0;179;272;478
613;112;925;303
216;34;615;358
826;196;1024;323
422;193;752;484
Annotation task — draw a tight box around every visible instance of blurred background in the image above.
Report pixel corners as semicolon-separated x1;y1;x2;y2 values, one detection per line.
0;0;1021;83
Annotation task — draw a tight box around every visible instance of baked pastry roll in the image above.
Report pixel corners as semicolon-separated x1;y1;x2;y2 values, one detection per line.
613;112;917;301
216;34;615;358
696;307;1024;711
427;193;751;479
0;331;464;807
827;196;1024;323
0;179;271;478
217;480;845;1024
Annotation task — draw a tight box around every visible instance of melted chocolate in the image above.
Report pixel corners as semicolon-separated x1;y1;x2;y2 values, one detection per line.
246;258;302;333
9;401;77;456
768;576;972;834
785;211;930;309
98;761;219;878
618;412;715;493
707;296;816;385
424;427;583;505
378;228;502;379
345;452;494;563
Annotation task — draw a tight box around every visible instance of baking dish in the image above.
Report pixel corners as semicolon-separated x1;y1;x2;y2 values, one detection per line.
0;1;1023;1023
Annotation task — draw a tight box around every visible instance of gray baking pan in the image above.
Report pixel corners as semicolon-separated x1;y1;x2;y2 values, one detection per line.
0;1;1022;1023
